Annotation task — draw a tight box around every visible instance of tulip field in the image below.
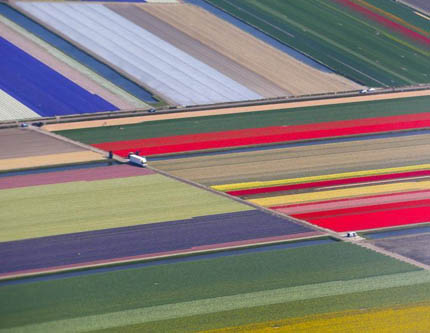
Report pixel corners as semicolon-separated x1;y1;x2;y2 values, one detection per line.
2;0;430;331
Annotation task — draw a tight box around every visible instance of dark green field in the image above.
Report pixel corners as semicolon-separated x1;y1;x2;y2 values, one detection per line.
204;0;430;86
0;242;422;330
56;95;430;144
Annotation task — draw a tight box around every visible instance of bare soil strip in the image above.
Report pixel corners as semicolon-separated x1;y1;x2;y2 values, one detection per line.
0;128;85;159
0;151;103;172
45;89;430;132
0;128;105;171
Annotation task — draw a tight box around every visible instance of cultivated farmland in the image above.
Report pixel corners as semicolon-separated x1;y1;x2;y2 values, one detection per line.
204;303;430;332
1;241;426;331
150;133;430;184
15;2;261;105
43;89;430;132
105;3;288;98
0;2;157;104
56;92;430;234
149;130;430;232
0;172;251;242
361;0;430;32
69;96;430;142
2;0;430;331
0;34;117;118
0;17;143;110
90;113;430;157
0;161;322;280
139;3;360;95
369;233;430;265
399;0;430;15
205;0;430;86
0;128;103;171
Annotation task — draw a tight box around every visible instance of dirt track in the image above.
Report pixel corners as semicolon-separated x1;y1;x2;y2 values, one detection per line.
46;89;430;131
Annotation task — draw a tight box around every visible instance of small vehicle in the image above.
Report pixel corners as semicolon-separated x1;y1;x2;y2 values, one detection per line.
128;153;147;167
360;88;375;94
147;108;156;113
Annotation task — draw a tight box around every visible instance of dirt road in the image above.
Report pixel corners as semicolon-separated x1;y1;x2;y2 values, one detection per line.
46;89;430;132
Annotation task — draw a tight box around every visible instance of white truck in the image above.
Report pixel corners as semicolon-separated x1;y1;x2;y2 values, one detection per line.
128;154;147;167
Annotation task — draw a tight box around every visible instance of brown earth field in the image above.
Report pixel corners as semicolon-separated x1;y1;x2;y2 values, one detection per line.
369;233;430;265
44;89;430;131
149;133;430;186
0;21;133;110
107;4;288;98
0;151;104;172
138;3;361;96
0;129;103;171
0;128;86;159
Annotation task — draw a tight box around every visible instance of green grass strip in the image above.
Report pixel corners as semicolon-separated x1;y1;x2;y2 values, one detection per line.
0;174;249;242
56;96;430;144
2;270;428;332
0;242;419;329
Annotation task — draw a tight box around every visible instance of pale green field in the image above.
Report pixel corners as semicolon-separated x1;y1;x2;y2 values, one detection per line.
0;174;251;242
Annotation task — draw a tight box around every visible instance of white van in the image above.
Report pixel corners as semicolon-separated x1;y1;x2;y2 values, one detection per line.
128;154;147;167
